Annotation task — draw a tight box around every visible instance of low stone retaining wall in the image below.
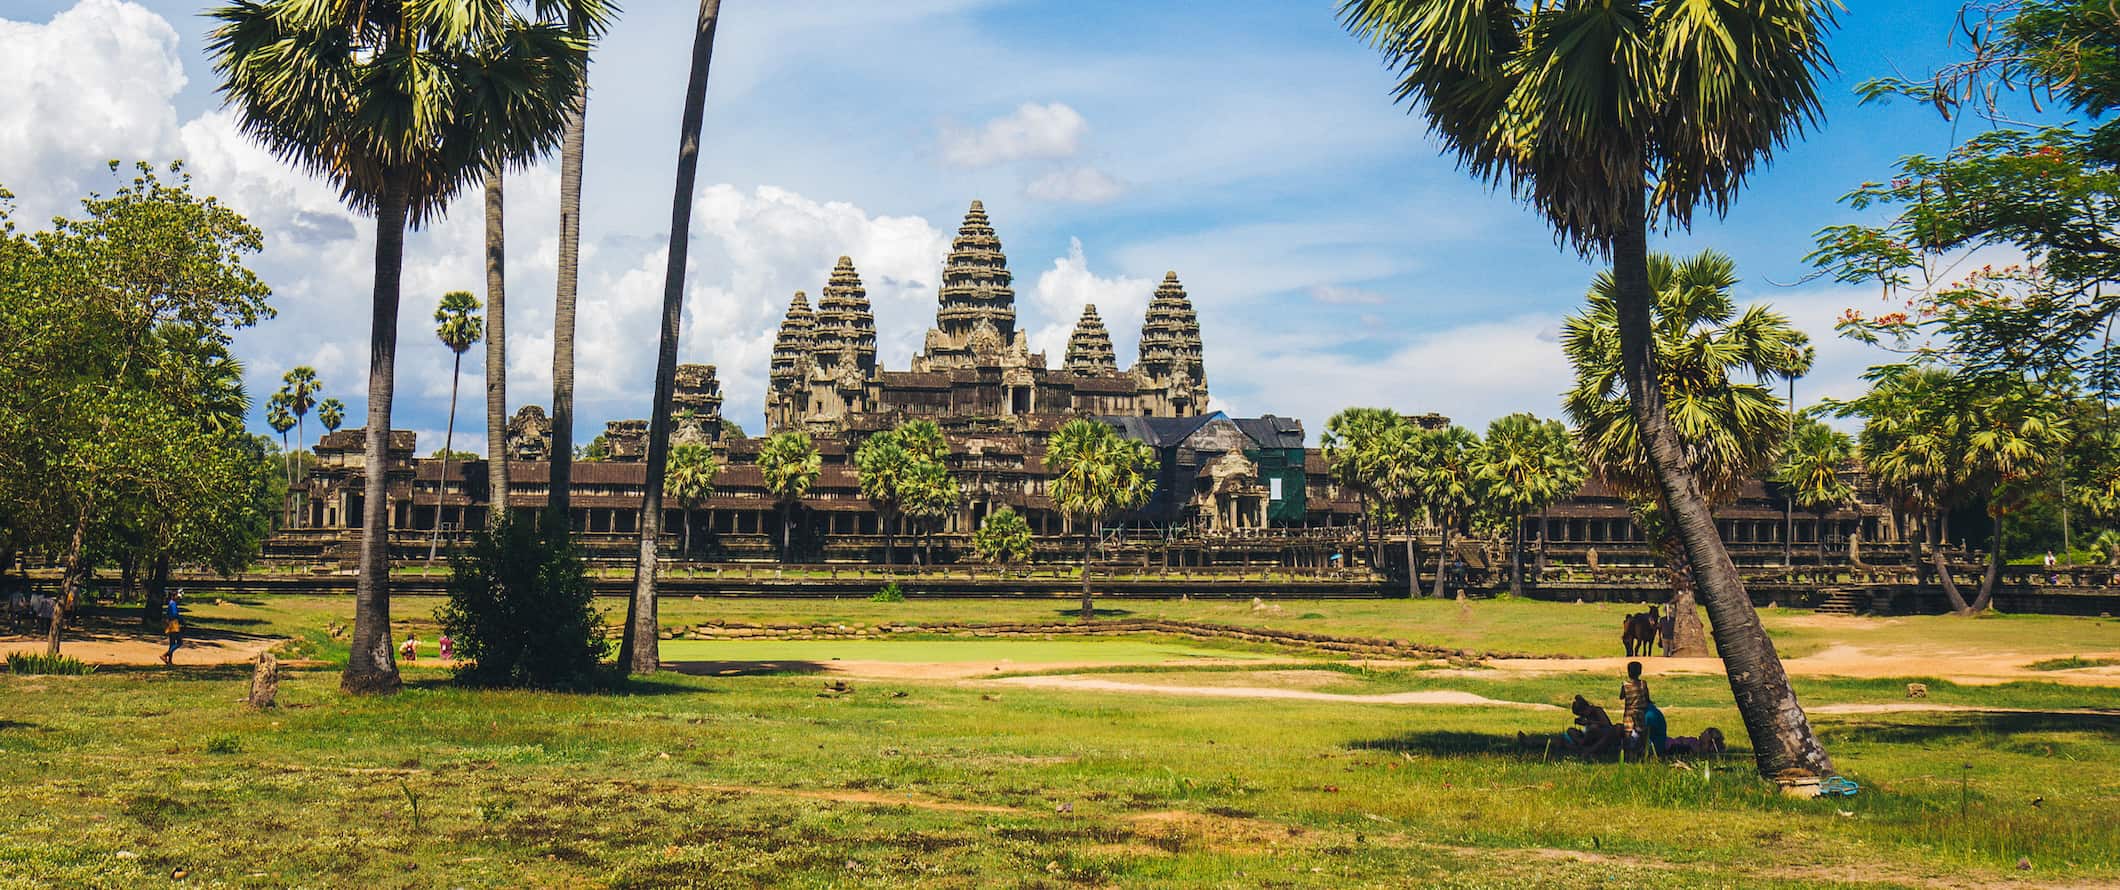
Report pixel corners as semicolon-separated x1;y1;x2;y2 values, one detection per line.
663;617;1535;661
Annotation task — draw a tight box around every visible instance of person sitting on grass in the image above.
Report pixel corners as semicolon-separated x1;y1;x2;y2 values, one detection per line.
1663;727;1725;758
1561;695;1619;757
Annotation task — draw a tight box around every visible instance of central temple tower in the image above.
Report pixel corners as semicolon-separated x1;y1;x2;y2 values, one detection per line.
915;200;1018;371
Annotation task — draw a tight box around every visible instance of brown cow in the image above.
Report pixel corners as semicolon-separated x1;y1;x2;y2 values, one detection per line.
1622;604;1660;657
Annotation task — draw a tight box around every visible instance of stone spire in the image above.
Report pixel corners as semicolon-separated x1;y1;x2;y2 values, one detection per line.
810;256;876;377
768;291;815;395
1131;271;1208;416
1064;303;1118;375
918;199;1016;370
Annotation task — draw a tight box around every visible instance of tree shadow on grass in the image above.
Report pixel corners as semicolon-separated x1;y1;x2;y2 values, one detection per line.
663;660;829;678
1056;608;1135;619
1350;730;1522;756
1818;712;2120;746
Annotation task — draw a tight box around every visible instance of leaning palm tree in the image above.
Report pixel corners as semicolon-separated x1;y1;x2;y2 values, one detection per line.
428;291;483;562
1047;418;1156;619
317;397;346;436
759;430;821;562
666;442;719;558
1478;413;1585;597
621;0;722;678
1566;250;1810;656
548;2;621;535
1342;0;1841;780
210;0;594;694
1774;418;1855;569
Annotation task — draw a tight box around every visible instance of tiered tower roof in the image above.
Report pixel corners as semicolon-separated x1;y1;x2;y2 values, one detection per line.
811;257;876;375
932;199;1015;354
769;291;815;391
1064;303;1118;375
1134;271;1208;414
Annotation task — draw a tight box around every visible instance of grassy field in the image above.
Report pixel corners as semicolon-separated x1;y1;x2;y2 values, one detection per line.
5;595;2119;888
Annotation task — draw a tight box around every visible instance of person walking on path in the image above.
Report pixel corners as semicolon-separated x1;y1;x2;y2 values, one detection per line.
160;590;184;666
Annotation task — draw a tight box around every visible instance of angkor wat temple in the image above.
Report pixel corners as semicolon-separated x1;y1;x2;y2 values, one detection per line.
279;201;1895;571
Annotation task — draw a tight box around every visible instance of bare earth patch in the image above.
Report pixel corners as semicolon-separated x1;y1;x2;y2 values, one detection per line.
989;674;1557;709
1413;645;2120;688
1;631;278;666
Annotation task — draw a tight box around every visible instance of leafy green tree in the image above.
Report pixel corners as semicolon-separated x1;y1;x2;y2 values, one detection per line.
1774;419;1856;568
620;0;722;678
666;442;719;558
438;518;609;689
210;0;594;694
1565;249;1810;655
317;397;345;435
1047;419;1156;619
1323;407;1399;567
1341;0;1841;780
430;291;483;562
0;164;272;655
719;419;747;439
973;506;1034;565
758;431;821;562
1478;414;1586;596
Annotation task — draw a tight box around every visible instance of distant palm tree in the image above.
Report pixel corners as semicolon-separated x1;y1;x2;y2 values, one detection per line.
281;366;320;527
856;431;916;566
620;0;717;678
1477;414;1584;597
666;443;719;558
1341;0;1841;780
1774;419;1855;569
1047;418;1155;619
1411;425;1481;600
759;431;821;562
210;0;595;695
267;391;296;523
429;291;483;562
904;458;960;566
1323;407;1398;567
317;398;346;436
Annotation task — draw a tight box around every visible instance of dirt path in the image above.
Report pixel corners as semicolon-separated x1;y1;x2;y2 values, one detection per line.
1409;645;2120;688
1;632;278;666
990;675;1557;709
1807;703;2120;717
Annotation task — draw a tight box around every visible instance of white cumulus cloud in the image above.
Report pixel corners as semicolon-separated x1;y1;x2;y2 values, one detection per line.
940;102;1088;167
0;0;186;222
1026;238;1153;367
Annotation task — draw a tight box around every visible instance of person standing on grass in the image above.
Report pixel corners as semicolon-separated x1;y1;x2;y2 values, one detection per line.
160;590;183;666
400;632;419;662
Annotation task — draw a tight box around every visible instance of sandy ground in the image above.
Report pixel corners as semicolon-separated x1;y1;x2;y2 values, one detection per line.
1;631;277;666
989;675;1558;708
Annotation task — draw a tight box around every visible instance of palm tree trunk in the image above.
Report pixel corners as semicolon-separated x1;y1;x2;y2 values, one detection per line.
1356;492;1371;567
483;164;510;527
623;0;722;678
1431;526;1449;599
682;508;692;558
547;80;589;534
1815;512;1827;574
1080;520;1097;619
781;501;793;562
295;418;306;528
343;182;410;696
46;499;93;655
1404;523;1417;599
1969;514;2005;613
1929;517;1973;613
1611;188;1830;780
884;509;896;566
1510;517;1525;597
429;352;463;562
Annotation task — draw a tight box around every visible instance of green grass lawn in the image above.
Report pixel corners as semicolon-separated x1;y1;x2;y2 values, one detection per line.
6;595;2119;887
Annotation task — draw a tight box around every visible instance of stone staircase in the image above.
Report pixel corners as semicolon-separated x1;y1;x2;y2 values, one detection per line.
1815;588;1867;616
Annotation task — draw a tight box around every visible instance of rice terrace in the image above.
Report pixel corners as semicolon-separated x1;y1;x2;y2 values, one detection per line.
6;0;2120;887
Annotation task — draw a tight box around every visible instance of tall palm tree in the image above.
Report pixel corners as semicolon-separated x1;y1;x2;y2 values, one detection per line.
1850;366;1956;594
210;0;594;694
318;397;346;436
759;430;821;562
483;164;510;526
904;458;960;565
1567;251;1809;653
548;2;621;537
1047;418;1156;619
429;291;483;561
1478;413;1585;597
1371;419;1428;597
856;430;915;567
621;0;721;678
1410;425;1481;599
281;366;320;527
1342;0;1840;781
267;391;296;525
1774;418;1855;569
1323;407;1399;567
666;442;719;558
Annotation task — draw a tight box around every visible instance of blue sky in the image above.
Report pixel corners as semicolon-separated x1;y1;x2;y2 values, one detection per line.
0;1;2001;453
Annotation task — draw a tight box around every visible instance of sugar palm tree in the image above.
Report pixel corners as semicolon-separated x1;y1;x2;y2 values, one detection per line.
619;0;721;679
1409;425;1481;599
1566;250;1809;655
666;442;719;558
428;291;483;562
904;458;960;565
1851;366;1962;602
1323;407;1399;567
1371;419;1427;598
1342;0;1841;780
266;391;296;525
856;430;915;567
317;397;346;435
759;430;821;562
1047;418;1156;619
549;1;621;535
1774;418;1855;569
1478;413;1585;597
210;0;594;694
280;366;320;527
482;164;510;526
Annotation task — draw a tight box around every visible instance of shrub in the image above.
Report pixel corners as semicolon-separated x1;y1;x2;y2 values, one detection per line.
972;507;1034;565
204;733;243;754
437;518;611;689
870;582;906;603
4;652;96;675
